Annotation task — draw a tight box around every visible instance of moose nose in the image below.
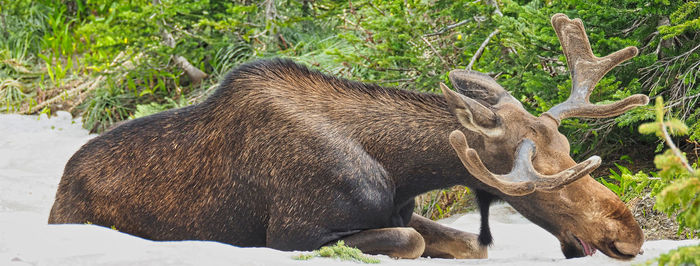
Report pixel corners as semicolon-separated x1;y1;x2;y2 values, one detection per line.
612;241;641;257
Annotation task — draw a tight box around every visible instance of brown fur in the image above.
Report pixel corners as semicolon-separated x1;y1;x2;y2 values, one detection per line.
49;58;642;259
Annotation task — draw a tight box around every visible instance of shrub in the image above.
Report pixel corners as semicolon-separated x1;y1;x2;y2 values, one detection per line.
639;97;699;265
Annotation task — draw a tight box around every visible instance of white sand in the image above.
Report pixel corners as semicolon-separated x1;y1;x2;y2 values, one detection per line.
1;112;697;265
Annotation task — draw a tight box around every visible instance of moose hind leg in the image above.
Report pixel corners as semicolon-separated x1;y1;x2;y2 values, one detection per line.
408;213;487;259
337;227;425;259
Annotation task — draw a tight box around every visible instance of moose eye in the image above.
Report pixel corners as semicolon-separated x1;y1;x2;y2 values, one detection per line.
528;125;538;135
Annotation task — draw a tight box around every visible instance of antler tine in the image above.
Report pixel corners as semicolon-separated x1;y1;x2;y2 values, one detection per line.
544;13;649;123
448;130;601;196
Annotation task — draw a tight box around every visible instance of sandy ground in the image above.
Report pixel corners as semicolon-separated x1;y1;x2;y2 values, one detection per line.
1;112;697;266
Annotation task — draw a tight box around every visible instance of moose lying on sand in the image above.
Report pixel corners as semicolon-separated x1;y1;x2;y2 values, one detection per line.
49;14;648;260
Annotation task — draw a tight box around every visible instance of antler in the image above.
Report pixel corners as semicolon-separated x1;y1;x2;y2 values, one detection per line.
448;130;601;196
544;13;649;124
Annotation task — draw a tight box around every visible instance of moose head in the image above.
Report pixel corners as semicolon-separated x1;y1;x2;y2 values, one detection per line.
442;14;648;259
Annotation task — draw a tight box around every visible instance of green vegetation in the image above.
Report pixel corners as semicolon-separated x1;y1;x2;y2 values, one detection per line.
598;164;658;203
640;97;699;266
293;241;380;264
640;98;699;234
416;185;475;220
654;244;700;266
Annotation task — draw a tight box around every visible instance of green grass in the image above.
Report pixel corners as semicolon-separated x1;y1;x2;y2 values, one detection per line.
0;79;30;112
415;186;474;220
292;241;380;264
81;83;135;133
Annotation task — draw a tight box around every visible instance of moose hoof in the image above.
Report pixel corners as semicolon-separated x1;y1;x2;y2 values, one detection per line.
455;232;488;259
423;231;488;259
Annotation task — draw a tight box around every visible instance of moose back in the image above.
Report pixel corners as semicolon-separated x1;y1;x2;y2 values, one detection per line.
49;14;647;260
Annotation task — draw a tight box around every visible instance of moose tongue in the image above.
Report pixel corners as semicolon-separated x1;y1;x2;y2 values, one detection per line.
577;238;596;256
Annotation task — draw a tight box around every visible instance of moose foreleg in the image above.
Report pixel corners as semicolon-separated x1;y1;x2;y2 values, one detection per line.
337;227;426;259
408;213;487;259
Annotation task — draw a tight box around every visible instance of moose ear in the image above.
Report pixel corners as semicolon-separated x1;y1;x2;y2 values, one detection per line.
440;83;503;137
449;70;522;108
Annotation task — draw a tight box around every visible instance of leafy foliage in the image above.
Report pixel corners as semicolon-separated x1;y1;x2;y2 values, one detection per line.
654;244;700;266
416;186;474;220
639;97;699;265
597;164;659;203
639;97;699;232
131;97;187;119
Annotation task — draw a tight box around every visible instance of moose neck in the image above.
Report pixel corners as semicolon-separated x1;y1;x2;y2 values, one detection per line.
326;89;483;205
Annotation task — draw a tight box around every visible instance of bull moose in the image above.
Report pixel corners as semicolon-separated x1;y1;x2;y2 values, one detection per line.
49;14;648;259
